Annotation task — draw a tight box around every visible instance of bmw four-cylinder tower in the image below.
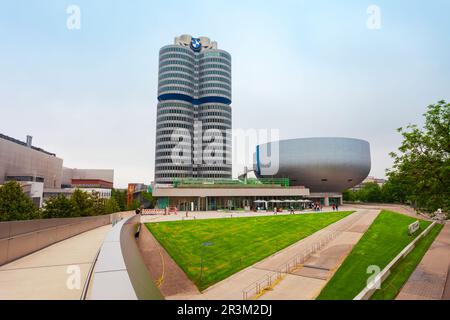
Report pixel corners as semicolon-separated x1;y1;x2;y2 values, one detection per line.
155;35;232;184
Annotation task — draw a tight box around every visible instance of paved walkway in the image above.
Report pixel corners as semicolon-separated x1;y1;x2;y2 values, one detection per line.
0;225;111;300
141;207;355;223
397;222;450;300
349;203;427;220
137;224;200;297
164;209;379;300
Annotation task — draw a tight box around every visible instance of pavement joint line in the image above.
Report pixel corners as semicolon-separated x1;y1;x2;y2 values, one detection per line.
302;265;331;271
95;268;128;274
252;266;280;273
0;262;93;272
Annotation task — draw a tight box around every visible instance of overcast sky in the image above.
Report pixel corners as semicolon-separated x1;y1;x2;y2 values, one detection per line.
1;0;449;188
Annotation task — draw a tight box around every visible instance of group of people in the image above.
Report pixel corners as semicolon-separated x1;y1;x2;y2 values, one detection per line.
332;203;340;211
311;202;323;212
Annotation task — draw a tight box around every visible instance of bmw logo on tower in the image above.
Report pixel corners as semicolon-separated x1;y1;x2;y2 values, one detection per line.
190;37;202;52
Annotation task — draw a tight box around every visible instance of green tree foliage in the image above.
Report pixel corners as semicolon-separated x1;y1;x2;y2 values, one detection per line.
90;191;106;215
42;194;77;219
111;188;127;211
0;181;38;221
127;199;141;211
388;100;449;214
356;182;382;203
345;183;383;203
42;189;122;219
141;191;155;208
104;197;121;214
380;173;411;204
342;189;355;202
344;101;449;216
70;189;95;216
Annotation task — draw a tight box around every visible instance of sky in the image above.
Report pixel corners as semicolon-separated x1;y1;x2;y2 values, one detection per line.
0;0;449;188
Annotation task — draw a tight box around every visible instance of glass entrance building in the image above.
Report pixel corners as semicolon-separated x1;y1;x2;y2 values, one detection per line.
155;35;232;183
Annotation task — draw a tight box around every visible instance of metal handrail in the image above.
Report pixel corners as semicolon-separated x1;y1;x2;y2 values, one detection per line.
80;247;101;300
242;212;362;300
1;216;110;241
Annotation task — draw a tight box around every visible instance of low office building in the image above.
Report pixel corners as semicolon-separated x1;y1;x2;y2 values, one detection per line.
351;176;386;192
62;168;114;189
0;134;63;189
152;178;310;211
0;133;114;206
127;183;151;207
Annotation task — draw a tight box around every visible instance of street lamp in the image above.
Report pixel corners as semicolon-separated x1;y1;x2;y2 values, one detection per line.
200;241;214;288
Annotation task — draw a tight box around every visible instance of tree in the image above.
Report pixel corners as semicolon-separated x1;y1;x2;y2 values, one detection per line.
42;195;77;218
127;199;141;211
141;191;156;208
356;182;382;203
342;189;356;202
111;189;127;211
90;191;106;215
0;181;38;221
379;173;411;204
104;197;120;214
70;189;94;216
388;100;450;214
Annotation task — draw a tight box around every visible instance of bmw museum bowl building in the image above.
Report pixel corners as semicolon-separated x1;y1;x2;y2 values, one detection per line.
254;137;372;205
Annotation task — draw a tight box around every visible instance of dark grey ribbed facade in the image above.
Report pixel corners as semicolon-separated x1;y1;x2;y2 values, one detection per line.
155;35;232;183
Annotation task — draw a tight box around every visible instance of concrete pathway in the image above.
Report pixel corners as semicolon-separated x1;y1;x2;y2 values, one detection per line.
259;209;379;300
349;203;427;220
165;209;379;300
141;207;353;223
397;223;450;300
0;225;111;300
137;224;200;297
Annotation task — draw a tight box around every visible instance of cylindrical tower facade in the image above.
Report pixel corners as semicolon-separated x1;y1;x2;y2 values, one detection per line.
196;49;232;179
154;35;232;184
155;45;195;183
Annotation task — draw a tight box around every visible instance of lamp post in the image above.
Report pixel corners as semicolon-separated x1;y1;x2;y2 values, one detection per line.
200;241;214;288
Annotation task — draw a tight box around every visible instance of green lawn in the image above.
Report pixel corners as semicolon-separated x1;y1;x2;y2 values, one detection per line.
316;210;432;300
146;211;353;291
371;223;443;300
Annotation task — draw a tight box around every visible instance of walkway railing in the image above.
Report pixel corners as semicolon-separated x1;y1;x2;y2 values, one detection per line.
86;214;164;300
0;213;130;266
354;221;437;300
242;212;362;300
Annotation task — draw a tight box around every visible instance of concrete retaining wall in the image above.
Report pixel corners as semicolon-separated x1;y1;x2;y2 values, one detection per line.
0;212;132;266
88;215;164;300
